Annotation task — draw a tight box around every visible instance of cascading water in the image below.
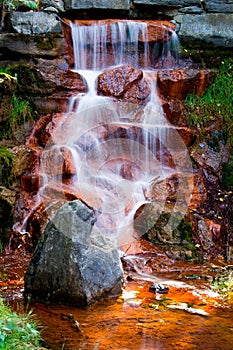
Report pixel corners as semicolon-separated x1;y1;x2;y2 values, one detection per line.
37;20;193;247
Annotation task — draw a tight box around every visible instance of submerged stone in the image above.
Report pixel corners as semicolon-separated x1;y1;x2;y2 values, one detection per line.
24;200;124;306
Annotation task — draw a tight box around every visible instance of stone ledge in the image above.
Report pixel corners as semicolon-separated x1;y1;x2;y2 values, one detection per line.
175;13;233;47
64;0;130;10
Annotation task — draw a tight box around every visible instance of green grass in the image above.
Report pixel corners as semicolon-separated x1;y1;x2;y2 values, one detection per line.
0;94;35;141
0;146;13;169
183;58;233;149
0;299;45;350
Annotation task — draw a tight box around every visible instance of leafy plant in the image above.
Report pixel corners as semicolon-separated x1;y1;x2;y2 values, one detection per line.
212;266;233;302
0;146;13;169
0;94;35;141
0;0;37;11
0;299;45;349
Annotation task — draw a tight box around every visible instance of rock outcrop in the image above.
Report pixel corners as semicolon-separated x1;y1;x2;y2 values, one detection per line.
174;13;233;47
9;11;62;35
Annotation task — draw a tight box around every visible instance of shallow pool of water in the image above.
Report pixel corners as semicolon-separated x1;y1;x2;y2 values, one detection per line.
1;248;233;350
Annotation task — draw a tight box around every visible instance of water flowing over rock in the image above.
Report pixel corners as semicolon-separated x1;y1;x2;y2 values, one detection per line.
24;200;124;305
2;14;229;266
64;19;176;69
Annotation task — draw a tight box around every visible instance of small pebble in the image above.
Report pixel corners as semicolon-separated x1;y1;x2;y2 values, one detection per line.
149;283;169;294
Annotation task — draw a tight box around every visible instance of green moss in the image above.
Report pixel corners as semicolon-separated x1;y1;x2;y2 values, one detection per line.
177;219;192;243
9;64;44;91
144;211;196;260
35;34;58;51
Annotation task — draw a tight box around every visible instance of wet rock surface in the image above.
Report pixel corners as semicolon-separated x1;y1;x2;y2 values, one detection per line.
9;59;87;114
97;65;150;104
157;68;215;100
24;200;123;306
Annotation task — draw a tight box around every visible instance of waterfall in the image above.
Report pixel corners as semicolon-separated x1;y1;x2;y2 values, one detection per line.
38;20;192;247
70;21;149;70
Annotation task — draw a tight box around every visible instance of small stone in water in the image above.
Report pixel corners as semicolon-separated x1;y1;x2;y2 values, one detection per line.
149;283;169;294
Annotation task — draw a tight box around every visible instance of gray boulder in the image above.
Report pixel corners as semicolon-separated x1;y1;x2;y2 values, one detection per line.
0;33;65;60
9;11;62;34
24;200;123;306
64;0;130;10
205;0;233;13
175;13;233;47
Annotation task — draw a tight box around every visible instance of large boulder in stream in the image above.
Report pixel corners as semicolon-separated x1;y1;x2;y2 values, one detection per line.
24;200;124;306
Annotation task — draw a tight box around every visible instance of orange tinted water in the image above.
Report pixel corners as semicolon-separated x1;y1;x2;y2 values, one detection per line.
1;249;232;350
33;279;233;350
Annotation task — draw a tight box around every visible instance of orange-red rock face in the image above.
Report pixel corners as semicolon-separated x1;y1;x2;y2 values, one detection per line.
157;68;215;100
97;64;150;104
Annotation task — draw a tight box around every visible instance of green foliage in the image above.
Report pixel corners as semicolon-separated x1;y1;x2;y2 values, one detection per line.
212;266;233;302
0;68;10;74
0;146;13;169
183;58;233;148
177;219;192;243
0;0;37;11
0;94;35;141
0;299;44;350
